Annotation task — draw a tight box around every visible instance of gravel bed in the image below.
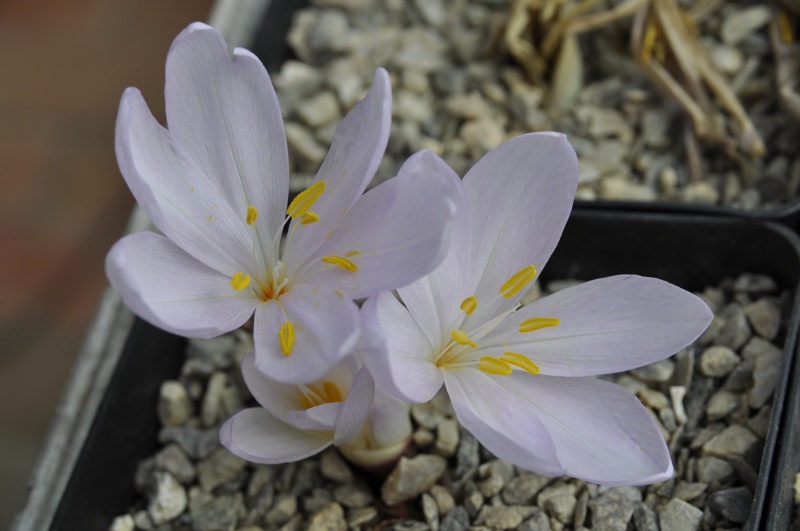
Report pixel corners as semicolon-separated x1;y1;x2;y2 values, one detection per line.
268;0;800;209
108;272;790;531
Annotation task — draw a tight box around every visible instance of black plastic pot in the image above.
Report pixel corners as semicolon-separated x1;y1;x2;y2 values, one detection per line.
47;209;800;530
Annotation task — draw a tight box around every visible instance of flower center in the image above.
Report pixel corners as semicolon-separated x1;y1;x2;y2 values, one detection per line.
433;264;559;377
298;380;344;409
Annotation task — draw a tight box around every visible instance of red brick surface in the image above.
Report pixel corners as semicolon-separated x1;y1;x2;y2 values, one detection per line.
0;0;214;525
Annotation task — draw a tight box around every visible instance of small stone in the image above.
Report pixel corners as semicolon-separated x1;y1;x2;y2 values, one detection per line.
723;360;754;392
708;487;753;524
749;342;782;408
296;91;341;128
573;490;589;527
630;358;675;383
412;401;445;429
382;455;448;505
188;489;242;531
477;460;515;497
446;92;493;119
734;274;777;295
430;485;455;515
702;424;759;459
462;481;484;518
333;482;373;508
698;346;741;378
460;116;505;155
710;44;744;75
518;508;551;531
201;371;241;427
413;427;435;447
109;514;135;531
641;109;672;148
158;426;202;458
306;502;347;531
538;484;578;524
748;405;772;438
197;447;247;492
440;506;470;531
744;299;781;340
695;456;735;484
705;389;739;421
157;381;193;427
503;473;550;505
637;388;668;410
348;506;378;527
588;487;641;530
154;443;196;485
794;473;800;504
633;503;659;531
717;304;752;350
435;418;460;457
285;122;326;167
147;471;187;525
455;430;480;479
720;6;772;45
673;481;707;502
658;498;703;531
682;181;720;204
132;510;153;530
320;448;353;483
670;386;688;425
421;493;440;530
265;494;298;527
475;505;525;529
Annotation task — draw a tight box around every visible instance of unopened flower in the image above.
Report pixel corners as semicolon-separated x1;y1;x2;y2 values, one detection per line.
364;133;713;485
221;311;411;466
106;23;456;383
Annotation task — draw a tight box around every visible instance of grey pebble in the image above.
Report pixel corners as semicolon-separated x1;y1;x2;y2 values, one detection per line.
265;494;298;527
440;506;469;531
538;483;578;524
744;299;781;339
658;498;703;531
147;471;187;525
633;503;659;531
333;481;373;508
421;492;440;531
306;502;347;531
188;489;242;531
435;418;460;457
157;381;193;427
474;505;526;529
702;424;760;459
630;358;675;383
705;389;739;421
197;447;247;492
588;487;641;531
518;508;551;531
382;455;447;505
348;506;378;527
748;341;782;409
319;448;353;483
698;346;741;378
154;443;196;485
502;473;550;505
454;429;480;480
695;456;735;484
708;486;753;524
716;304;752;350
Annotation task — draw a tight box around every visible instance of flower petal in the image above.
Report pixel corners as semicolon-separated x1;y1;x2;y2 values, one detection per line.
106;231;257;338
370;292;444;403
283;68;391;270
239;352;301;423
483;275;713;376
369;390;412;449
115;87;254;274
397;150;472;349
444;369;565;477
492;372;673;485
334;367;375;444
253;285;360;384
165;22;289;257
287;403;341;431
220;408;332;464
462;133;578;328
305;150;457;298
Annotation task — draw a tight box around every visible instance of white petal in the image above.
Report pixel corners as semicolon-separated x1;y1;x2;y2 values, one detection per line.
334;367;375;444
220;408;331;464
462;133;578;328
106;232;256;338
165;22;289;255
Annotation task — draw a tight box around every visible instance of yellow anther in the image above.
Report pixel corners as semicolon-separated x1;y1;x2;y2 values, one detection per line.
779;9;793;44
451;329;477;348
287;181;326;217
334;289;343;297
499;265;537;299
321;256;358;272
478;356;513;376
519;317;560;333
323;381;343;403
460;296;478;315
299;394;315;409
299;211;319;225
279;321;295;356
246;205;258;225
230;272;251;290
500;352;540;374
345;250;361;257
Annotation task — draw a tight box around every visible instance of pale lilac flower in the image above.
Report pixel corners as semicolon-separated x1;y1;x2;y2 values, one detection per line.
363;133;713;486
105;23;456;383
220;311;411;465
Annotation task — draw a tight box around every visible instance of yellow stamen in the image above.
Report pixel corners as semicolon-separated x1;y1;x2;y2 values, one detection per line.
246;205;258;225
279;321;295;356
345;250;361;257
334;289;343;297
451;329;477;348
323;381;343;403
230;272;251;290
460;296;478;315
500;352;540;374
779;9;793;44
299;211;319;225
287;181;326;217
519;317;560;333
321;256;358;272
299;394;314;409
478;356;513;376
499;265;537;299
